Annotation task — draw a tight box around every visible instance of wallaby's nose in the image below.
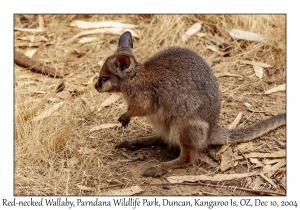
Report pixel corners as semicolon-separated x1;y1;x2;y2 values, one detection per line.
95;79;101;90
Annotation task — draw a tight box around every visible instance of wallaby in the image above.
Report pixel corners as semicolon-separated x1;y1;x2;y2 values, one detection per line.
95;31;286;177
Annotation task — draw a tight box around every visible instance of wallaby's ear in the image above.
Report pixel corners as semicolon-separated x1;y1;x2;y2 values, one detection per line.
118;31;133;49
116;55;131;71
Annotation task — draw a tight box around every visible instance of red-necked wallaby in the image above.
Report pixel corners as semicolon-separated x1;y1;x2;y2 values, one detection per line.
95;31;286;177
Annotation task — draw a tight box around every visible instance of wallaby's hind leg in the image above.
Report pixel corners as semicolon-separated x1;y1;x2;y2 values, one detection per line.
115;136;163;149
142;121;208;177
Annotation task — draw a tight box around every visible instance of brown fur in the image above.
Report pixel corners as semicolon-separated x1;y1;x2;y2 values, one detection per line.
95;31;286;177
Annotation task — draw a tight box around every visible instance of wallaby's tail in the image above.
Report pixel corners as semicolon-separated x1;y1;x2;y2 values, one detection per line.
210;113;286;145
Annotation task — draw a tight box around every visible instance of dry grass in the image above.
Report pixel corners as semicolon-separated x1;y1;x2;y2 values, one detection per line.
14;15;286;196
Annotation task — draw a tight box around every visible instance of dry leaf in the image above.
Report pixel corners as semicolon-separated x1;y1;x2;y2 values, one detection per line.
216;144;231;156
98;60;105;67
249;158;264;168
266;158;286;177
228;112;243;129
264;159;281;165
265;84;286;95
204;34;223;45
78;147;97;155
198;153;218;168
220;149;235;172
56;81;65;92
206;45;224;55
236;150;286;160
71;20;136;29
121;151;139;161
70;28;138;42
99;185;142;196
48;97;61;103
76;184;95;191
245;102;265;113
100;94;120;107
32;90;47;95
229;29;264;42
182;22;202;42
88;75;97;86
214;72;243;78
89;123;120;132
167;171;260;184
32;102;63;121
78;37;98;43
25;49;37;58
56;91;70;99
259;173;277;189
253;176;266;188
236;142;254;153
253;66;264;79
239;60;272;68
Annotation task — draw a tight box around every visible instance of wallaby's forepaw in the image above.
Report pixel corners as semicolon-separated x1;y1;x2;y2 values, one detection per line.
142;165;168;178
118;114;130;127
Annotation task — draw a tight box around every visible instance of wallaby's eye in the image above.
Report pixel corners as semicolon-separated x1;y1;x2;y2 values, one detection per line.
101;76;109;83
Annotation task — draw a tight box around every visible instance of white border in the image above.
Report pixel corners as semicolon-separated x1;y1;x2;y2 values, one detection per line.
2;0;298;209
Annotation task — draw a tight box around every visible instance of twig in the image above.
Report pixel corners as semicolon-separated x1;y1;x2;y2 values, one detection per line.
140;182;285;196
237;148;250;173
14;51;65;78
99;184;124;190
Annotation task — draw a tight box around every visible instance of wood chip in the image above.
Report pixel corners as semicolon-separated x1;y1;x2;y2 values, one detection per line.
25;49;37;58
182;22;202;42
253;65;264;79
265;84;286;94
229;29;264;42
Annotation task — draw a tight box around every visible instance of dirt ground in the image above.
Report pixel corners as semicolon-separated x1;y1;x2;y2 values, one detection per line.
14;15;286;196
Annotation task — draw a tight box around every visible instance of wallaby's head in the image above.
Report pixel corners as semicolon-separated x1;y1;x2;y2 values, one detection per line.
95;31;137;93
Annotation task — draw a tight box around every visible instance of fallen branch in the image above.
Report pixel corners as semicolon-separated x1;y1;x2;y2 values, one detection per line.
14;51;65;78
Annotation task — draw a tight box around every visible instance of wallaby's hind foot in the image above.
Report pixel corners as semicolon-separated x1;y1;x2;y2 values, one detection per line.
142;146;198;177
115;136;163;149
